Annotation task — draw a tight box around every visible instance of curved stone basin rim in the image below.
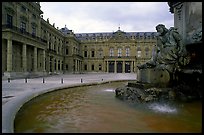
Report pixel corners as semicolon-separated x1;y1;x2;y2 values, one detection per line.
2;80;131;133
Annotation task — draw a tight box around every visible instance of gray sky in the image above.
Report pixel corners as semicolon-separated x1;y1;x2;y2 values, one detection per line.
40;2;174;33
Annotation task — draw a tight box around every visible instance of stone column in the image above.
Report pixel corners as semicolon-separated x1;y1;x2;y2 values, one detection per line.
56;58;58;72
53;58;55;72
60;60;62;72
7;39;13;72
42;50;46;72
106;61;109;73
34;47;37;72
77;60;79;72
114;61;117;73
131;61;134;73
75;59;77;72
123;61;125;73
22;44;27;72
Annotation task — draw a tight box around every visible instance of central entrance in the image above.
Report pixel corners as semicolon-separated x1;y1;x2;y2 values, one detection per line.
117;61;122;73
107;60;132;73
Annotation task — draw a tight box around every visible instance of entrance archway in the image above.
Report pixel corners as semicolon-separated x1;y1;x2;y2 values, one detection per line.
117;61;122;73
109;61;114;73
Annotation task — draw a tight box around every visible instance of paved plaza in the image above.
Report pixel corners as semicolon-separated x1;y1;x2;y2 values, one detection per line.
2;73;136;105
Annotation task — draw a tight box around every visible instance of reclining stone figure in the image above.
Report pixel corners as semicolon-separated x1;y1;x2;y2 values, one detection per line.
137;24;189;74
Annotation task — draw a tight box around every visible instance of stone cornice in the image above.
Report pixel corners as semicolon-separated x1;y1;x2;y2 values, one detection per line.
168;2;183;13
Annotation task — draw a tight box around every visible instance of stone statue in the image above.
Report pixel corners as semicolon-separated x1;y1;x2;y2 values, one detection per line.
137;24;189;74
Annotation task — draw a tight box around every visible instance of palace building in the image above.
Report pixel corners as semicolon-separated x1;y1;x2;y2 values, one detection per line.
2;2;157;78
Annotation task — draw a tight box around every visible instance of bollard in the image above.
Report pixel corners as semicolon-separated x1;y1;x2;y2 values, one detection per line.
43;78;45;83
8;78;10;83
81;78;83;83
25;78;27;83
102;78;103;81
61;78;63;84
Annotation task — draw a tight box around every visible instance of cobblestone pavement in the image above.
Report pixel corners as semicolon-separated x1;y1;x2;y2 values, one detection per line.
2;73;136;105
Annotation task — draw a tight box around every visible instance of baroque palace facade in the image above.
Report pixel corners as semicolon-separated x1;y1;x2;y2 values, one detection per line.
2;2;157;78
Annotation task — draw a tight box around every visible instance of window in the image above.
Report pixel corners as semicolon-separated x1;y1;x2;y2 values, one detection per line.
20;21;26;33
118;48;122;57
32;25;36;36
66;48;69;55
137;47;141;57
92;64;94;71
99;64;102;71
54;59;56;70
110;48;114;56
58;60;60;70
7;14;13;28
84;51;88;57
84;64;87;71
137;51;141;57
66;64;68;70
126;47;130;57
91;51;95;57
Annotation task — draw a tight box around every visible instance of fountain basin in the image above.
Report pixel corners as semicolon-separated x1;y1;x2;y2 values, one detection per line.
13;81;202;133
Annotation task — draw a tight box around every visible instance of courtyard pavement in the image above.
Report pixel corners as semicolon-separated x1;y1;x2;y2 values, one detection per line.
2;73;136;133
2;73;136;105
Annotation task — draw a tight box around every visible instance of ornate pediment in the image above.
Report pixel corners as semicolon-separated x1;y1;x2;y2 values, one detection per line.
108;30;130;43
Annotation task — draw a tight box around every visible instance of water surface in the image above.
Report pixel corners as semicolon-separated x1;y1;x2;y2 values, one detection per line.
14;81;202;133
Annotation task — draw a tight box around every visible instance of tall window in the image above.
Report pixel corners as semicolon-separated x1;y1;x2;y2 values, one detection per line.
84;50;88;57
118;48;122;57
20;21;26;33
99;64;102;71
126;47;130;56
137;47;141;57
54;59;56;70
91;50;95;57
7;14;13;28
92;64;94;71
66;48;69;55
32;25;36;36
58;60;61;70
110;48;114;56
84;64;87;70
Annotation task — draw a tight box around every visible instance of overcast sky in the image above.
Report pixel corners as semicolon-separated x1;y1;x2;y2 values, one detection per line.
40;2;174;33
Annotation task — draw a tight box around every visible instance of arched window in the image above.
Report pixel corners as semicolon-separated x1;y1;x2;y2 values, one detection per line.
110;48;114;56
118;48;122;57
125;47;130;56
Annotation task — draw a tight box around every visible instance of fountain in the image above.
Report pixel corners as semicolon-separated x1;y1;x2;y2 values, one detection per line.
115;2;202;103
115;25;202;103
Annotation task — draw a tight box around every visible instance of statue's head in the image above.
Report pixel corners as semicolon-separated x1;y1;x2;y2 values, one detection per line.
156;24;168;35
